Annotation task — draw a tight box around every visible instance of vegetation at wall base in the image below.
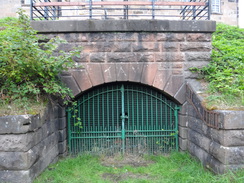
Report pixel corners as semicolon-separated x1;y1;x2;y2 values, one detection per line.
0;10;80;116
34;152;244;183
191;23;244;110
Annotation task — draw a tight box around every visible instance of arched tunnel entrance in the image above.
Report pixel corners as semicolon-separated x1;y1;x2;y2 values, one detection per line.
67;82;180;155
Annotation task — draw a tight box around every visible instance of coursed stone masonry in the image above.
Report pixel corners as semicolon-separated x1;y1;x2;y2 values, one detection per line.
0;101;66;183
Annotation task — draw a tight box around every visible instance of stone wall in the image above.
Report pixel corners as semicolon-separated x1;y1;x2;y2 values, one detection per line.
31;20;215;151
187;80;244;174
0;102;66;183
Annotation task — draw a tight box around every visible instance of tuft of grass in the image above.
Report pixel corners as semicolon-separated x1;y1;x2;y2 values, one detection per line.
34;152;244;183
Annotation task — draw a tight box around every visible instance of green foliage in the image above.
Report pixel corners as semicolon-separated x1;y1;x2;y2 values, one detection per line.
192;23;244;107
0;10;81;114
34;152;244;183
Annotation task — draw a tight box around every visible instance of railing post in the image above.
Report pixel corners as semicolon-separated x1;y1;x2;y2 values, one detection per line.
44;0;49;20
152;0;155;19
207;0;211;20
30;0;33;20
123;0;128;19
89;0;93;19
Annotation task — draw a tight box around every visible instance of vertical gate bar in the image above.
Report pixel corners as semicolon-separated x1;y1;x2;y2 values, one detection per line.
67;108;71;153
121;84;126;155
174;106;179;151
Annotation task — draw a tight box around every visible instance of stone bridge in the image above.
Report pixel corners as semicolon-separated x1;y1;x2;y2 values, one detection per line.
2;19;244;183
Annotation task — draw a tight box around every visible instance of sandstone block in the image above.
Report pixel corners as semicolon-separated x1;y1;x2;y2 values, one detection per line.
128;63;144;83
188;129;211;152
174;83;186;104
113;42;131;52
101;64;117;83
180;42;212;52
60;76;81;96
116;33;137;42
90;53;106;62
141;63;158;86
152;69;171;91
186;33;212;42
164;75;184;97
0;170;31;183
137;33;156;42
161;42;180;52
72;69;92;92
185;52;211;61
156;33;185;42
179;137;188;151
136;53;155;62
132;42;159;52
155;52;185;62
107;53;136;62
116;64;130;81
179;126;188;139
86;64;105;86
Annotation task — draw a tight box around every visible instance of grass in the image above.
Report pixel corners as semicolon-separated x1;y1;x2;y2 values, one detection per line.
34;152;244;183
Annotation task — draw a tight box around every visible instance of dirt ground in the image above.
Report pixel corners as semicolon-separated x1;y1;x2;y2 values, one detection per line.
101;154;155;182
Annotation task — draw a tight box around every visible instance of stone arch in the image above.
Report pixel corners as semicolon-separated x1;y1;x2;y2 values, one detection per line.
61;62;186;104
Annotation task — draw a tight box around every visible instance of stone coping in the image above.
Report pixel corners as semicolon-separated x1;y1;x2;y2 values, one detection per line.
31;20;216;33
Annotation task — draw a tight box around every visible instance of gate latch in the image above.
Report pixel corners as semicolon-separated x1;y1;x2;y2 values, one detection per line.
120;115;128;120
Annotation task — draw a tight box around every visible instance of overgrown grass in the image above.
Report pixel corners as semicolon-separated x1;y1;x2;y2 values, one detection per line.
191;23;244;110
34;152;244;183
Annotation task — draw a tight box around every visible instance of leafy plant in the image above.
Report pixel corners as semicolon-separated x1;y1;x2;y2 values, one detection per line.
192;23;244;108
0;10;81;115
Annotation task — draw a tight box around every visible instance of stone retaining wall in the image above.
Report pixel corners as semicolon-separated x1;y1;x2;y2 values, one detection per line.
187;80;244;174
0;102;66;183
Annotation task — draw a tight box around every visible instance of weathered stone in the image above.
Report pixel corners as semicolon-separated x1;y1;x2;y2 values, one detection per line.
179;101;188;115
185;52;211;61
174;82;186;104
179;137;188;151
0;170;32;183
188;116;209;136
136;53;155;62
89;33;115;42
188;129;211;153
180;42;212;52
59;129;67;142
217;110;244;130
57;105;66;118
137;33;156;42
113;42;131;52
178;114;188;127
141;63;158;86
152;70;171;91
72;69;92;92
30;144;59;181
179;126;188;139
73;53;89;62
58;140;67;154
86;64;105;86
186;33;212;42
101;64;117;83
107;53;137;62
60;76;81;96
116;64;129;81
58;117;67;130
0;115;41;134
161;42;180;52
164;75;184;97
156;33;185;42
209;141;244;165
116;33;137;42
128;63;144;83
132;42;159;52
155;52;185;62
90;53;106;62
0;150;37;171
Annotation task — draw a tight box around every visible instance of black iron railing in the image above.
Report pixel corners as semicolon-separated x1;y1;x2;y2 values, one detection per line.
31;0;210;21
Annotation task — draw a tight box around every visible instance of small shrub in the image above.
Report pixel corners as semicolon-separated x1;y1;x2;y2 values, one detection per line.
0;10;81;115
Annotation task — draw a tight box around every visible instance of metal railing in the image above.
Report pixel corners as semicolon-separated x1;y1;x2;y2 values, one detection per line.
31;0;210;21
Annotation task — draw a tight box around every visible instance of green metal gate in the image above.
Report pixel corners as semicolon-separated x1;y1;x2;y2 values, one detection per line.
67;83;180;155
